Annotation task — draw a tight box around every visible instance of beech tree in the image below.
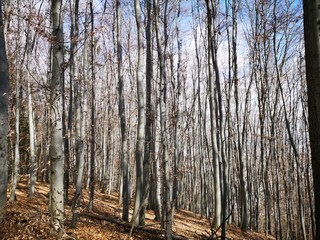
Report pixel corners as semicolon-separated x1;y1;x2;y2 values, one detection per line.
49;0;65;235
88;0;96;212
116;0;130;222
0;1;316;239
154;0;173;238
205;0;222;228
9;0;21;202
132;0;146;226
71;0;83;229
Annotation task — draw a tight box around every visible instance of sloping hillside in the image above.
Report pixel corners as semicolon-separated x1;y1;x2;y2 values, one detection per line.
0;180;274;240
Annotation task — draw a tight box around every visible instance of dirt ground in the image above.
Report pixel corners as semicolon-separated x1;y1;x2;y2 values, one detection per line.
0;180;275;239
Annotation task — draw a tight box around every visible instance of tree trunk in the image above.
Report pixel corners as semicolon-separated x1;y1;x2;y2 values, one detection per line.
0;0;9;223
231;0;248;231
9;0;22;202
154;0;172;238
303;1;320;238
70;0;83;229
140;0;153;226
88;0;95;211
10;57;20;202
116;0;130;222
172;1;181;211
28;69;36;198
49;0;65;235
132;0;146;226
205;0;222;228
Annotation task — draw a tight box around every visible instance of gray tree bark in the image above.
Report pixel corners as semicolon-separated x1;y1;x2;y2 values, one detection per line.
116;0;130;222
9;0;21;202
27;64;36;198
132;0;146;226
205;0;222;228
231;0;248;231
154;0;173;238
88;0;95;211
49;0;65;235
10;48;21;203
70;0;84;229
172;1;181;211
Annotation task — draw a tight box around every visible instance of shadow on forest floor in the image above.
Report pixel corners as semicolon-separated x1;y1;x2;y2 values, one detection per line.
0;180;275;240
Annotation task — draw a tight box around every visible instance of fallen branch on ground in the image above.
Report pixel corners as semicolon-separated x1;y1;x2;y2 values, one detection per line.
81;212;187;240
206;205;234;240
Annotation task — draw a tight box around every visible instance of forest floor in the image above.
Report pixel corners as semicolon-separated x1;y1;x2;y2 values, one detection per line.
0;179;275;240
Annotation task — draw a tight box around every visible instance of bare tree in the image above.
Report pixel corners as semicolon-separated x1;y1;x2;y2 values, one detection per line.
0;0;9;223
116;0;130;222
140;0;153;226
49;0;65;235
70;0;83;229
132;0;146;226
303;0;320;238
9;0;21;202
88;0;95;211
205;0;222;228
154;0;173;238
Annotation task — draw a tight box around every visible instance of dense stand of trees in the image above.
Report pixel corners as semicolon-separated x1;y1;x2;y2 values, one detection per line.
0;0;319;239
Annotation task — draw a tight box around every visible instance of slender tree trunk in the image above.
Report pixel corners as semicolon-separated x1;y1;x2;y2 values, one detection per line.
231;0;248;231
10;60;20;202
88;0;95;211
132;0;146;226
205;0;222;228
0;0;9;223
70;0;84;229
23;6;38;195
116;0;129;222
154;95;162;221
49;0;65;235
28;68;36;198
140;0;153;226
64;30;73;202
9;0;21;202
154;0;172;238
172;1;181;211
62;65;69;202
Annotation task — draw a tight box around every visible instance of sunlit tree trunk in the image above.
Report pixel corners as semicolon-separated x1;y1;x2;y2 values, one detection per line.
27;60;36;198
154;0;172;238
205;0;222;228
22;8;38;197
154;91;162;221
70;0;84;229
132;0;146;226
49;0;65;235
